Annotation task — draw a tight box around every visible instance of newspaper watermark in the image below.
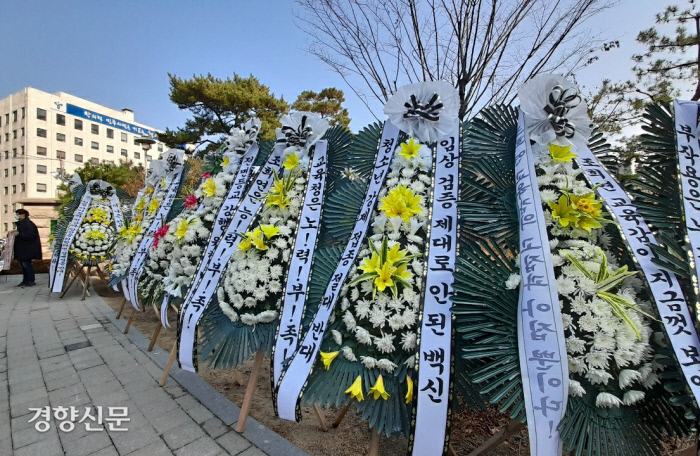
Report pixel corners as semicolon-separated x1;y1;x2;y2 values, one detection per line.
28;406;129;432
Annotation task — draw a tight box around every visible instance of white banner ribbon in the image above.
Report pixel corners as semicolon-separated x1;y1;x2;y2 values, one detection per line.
275;120;399;421
127;166;185;309
161;294;172;328
410;120;459;456
178;145;286;372
575;143;700;403
50;193;94;292
272;141;328;385
516;112;568;456
674;100;700;309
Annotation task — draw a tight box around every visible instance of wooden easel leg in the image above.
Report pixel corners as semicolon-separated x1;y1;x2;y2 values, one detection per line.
448;443;457;456
232;368;245;386
332;401;353;428
124;308;136;334
235;350;264;433
159;341;178;387
313;404;329;431
148;321;162;352
466;419;525;456
60;269;80;299
116;298;127;319
95;265;106;280
368;428;381;456
80;266;91;301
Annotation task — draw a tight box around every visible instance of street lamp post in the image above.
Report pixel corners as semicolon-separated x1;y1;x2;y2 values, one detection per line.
134;136;156;161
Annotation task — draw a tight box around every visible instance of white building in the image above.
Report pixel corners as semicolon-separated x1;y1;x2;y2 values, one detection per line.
0;87;166;256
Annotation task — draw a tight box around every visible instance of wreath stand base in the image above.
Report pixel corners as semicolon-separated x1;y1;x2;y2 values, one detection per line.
59;260;105;301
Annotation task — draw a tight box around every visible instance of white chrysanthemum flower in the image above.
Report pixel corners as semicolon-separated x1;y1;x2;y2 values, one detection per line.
622;390;645;405
569;379;586;397
566;337;586;354
374;333;395;354
341;346;357;362
505;274;521;290
331;330;343;346
356;300;371;319
401;332;417;351
595;392;622;408
586;368;613;385
360;356;378;369
376;359;398;373
619;369;642;389
354;327;372;345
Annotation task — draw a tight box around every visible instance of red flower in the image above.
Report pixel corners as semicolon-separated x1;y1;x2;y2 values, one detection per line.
201;172;211;179
184;194;198;209
153;225;169;248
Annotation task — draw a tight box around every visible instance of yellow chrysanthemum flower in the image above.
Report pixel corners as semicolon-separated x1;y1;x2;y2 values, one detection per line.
85;230;106;240
320;351;339;371
345;376;364;401
148;199;160;215
135;198;146;213
549;144;577;162
202;178;217;197
145;186;154;195
399;138;422;160
369;375;390;400
222;156;230;168
379;185;423;221
571;193;602;219
283;152;300;170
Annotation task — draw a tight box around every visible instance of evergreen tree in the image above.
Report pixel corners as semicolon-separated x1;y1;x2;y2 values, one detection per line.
291;88;351;127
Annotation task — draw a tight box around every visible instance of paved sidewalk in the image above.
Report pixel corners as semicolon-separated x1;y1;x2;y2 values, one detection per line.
0;274;309;456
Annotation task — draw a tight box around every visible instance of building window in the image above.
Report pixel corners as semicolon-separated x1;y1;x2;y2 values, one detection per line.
20;183;25;192
75;154;83;163
134;151;141;159
75;137;83;146
91;141;99;150
21;127;24;137
121;132;127;142
37;146;47;156
3;224;6;231
12;166;16;175
13;130;17;139
37;165;47;174
12;185;16;194
3;169;6;177
20;146;24;155
2;205;6;213
106;145;114;153
57;150;66;159
75;119;83;130
12;110;17;122
57;133;66;142
12;148;16;157
158;144;163;152
20;165;24;173
91;158;99;165
121;149;127;157
37;128;47;138
2;187;6;195
37;108;46;120
37;183;47;193
21;107;25;119
106;128;114;139
3;151;7;159
146;155;152;162
56;113;65;126
4;133;8;141
4;114;8;124
91;124;99;134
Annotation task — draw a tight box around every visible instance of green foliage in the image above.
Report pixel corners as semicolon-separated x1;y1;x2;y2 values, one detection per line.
159;73;290;150
291;88;351;127
56;160;144;215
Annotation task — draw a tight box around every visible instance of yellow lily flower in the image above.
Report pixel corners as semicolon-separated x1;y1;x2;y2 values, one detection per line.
369;375;390;400
387;243;407;264
283;152;300;170
405;375;413;404
399;138;422;160
260;224;280;239
202;178;217;197
320;351;339;371
576;215;603;232
145;186;154;195
148;199;160;215
359;252;382;275
135;198;146;213
161;177;166;187
222;156;230;167
238;237;253;252
394;263;412;282
379;185;423;221
548;195;579;228
549;144;578;162
345;376;364;401
175;218;190;241
374;262;396;292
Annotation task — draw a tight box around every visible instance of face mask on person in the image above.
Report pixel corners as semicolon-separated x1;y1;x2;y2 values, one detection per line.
14;215;19;221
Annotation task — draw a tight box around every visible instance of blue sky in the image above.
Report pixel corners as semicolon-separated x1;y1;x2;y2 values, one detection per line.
0;0;684;133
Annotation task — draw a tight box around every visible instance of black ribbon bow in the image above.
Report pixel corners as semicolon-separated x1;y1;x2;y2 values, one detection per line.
543;85;581;139
165;154;181;173
277;115;314;149
403;93;443;122
89;182;115;198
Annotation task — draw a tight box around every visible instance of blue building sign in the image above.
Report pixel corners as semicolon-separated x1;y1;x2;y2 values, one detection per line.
66;104;158;140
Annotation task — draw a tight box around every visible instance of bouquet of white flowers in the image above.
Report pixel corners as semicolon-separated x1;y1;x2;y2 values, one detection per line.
69;201;117;265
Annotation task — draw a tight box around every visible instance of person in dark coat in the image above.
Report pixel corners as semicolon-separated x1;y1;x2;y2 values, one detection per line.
12;209;42;286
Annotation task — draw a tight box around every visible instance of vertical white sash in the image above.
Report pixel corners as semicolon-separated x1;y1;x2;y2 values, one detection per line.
50;193;94;292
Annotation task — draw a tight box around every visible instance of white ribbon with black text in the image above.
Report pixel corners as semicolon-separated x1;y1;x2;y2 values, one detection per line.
50;193;94;292
275;121;400;421
127;167;185;309
272;141;328;384
516;111;568;456
575;144;700;402
177;145;285;372
674;100;700;306
410;119;459;455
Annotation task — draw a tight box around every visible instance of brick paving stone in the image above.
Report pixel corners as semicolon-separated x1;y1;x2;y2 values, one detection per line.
238;446;270;456
0;275;298;456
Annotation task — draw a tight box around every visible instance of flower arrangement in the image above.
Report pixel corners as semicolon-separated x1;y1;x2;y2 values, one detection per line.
69;201;117;265
215;112;328;328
